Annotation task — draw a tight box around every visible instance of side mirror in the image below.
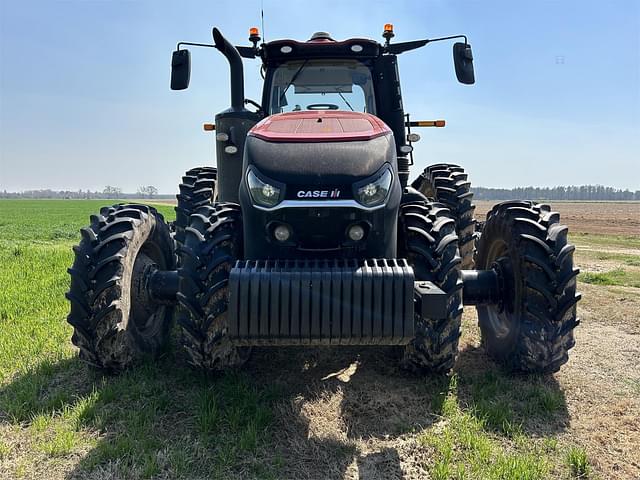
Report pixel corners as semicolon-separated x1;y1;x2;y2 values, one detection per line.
453;42;475;85
170;49;191;90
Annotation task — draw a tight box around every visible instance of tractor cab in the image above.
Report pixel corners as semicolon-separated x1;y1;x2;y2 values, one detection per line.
170;26;475;194
259;33;381;116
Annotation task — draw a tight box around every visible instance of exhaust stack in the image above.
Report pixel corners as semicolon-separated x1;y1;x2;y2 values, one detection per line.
212;27;245;110
211;27;259;203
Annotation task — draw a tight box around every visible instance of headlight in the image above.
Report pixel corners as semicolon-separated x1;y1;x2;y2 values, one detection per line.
247;170;282;207
355;168;393;207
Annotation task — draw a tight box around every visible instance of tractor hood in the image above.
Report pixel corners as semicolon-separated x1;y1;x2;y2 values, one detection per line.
248;111;390;143
244;111;397;185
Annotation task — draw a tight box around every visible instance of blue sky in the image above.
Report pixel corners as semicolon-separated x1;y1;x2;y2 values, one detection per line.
1;0;638;193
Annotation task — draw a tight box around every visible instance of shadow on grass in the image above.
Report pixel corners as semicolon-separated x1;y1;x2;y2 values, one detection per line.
236;344;569;478
0;342;569;479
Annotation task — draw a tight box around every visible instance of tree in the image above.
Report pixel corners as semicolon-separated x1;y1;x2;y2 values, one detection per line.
103;185;122;198
137;185;158;198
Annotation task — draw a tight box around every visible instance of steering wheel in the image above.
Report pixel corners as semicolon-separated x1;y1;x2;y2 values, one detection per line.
306;103;339;110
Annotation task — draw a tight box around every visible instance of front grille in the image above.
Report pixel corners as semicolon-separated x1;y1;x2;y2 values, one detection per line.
280;207;358;249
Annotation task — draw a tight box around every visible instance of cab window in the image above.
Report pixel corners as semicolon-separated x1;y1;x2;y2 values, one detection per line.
268;59;376;114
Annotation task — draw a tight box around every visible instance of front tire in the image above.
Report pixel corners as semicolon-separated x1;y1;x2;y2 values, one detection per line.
475;201;580;373
398;201;463;373
67;204;175;371
176;204;251;370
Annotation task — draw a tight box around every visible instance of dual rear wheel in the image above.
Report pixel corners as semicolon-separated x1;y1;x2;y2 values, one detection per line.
402;165;580;373
66;168;248;372
66;204;175;371
475;201;580;372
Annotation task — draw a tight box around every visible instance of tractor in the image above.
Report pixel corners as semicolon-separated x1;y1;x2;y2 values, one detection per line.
67;24;580;374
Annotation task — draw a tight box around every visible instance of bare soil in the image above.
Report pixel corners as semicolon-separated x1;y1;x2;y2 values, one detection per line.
475;201;640;236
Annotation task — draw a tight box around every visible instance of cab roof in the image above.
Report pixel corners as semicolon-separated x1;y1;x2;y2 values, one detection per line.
261;33;381;65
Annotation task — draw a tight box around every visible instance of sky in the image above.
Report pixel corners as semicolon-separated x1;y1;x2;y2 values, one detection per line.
0;0;639;193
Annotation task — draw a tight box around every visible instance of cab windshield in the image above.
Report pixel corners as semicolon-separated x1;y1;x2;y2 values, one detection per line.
268;59;376;114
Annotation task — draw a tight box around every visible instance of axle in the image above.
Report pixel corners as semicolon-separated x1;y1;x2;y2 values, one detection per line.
460;269;501;305
148;269;179;303
143;268;504;309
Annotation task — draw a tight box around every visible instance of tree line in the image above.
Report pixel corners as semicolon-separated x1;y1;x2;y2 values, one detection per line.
0;186;171;199
473;185;640;201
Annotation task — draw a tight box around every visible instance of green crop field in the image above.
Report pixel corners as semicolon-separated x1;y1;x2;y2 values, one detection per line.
1;199;638;479
0;200;282;479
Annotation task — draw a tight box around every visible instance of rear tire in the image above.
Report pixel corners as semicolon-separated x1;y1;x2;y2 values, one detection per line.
174;167;217;248
413;164;476;269
475;201;580;373
67;204;175;371
398;201;463;373
176;204;251;370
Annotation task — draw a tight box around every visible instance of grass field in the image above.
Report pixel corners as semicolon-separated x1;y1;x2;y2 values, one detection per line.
1;199;639;479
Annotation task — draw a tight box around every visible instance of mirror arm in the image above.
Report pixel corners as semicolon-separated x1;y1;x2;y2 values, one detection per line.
176;41;217;50
385;34;468;54
176;42;258;59
426;34;468;46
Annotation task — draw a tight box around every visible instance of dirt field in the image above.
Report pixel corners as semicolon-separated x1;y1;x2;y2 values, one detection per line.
0;200;639;479
475;201;640;236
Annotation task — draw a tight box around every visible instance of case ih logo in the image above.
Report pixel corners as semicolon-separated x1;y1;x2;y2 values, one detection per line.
296;189;341;199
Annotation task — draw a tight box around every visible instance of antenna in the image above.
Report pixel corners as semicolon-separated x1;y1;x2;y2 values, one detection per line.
260;1;265;42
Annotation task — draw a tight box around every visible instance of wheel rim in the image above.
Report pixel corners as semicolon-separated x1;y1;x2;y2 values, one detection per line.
483;240;516;340
130;242;169;337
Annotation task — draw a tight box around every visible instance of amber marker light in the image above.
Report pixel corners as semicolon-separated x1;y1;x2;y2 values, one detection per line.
412;120;446;127
203;123;215;131
249;27;261;46
382;23;395;44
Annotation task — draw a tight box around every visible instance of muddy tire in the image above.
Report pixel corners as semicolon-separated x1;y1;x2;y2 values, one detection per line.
67;204;176;371
174;167;217;248
412;164;476;269
475;201;580;373
176;203;251;370
398;201;463;373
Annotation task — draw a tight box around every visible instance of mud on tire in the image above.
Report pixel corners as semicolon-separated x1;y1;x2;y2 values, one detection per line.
398;201;463;373
475;201;580;373
67;204;176;371
413;163;476;269
177;203;251;370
